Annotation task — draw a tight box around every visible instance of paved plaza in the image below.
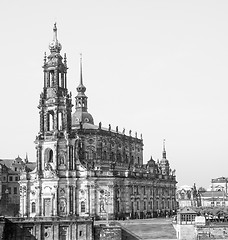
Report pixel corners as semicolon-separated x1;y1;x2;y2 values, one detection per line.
95;218;177;240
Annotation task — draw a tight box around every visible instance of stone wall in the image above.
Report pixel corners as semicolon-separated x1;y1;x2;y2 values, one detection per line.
175;224;195;240
94;224;122;240
196;225;228;239
0;216;93;240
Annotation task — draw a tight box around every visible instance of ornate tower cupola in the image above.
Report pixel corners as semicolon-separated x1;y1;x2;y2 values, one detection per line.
160;139;170;175
38;23;72;136
49;23;62;54
72;54;94;127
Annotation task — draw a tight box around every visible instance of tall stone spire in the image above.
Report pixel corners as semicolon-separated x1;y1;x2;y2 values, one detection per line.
162;139;166;159
76;54;87;98
72;54;94;126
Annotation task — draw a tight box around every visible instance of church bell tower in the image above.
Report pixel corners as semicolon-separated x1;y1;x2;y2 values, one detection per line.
38;23;72;137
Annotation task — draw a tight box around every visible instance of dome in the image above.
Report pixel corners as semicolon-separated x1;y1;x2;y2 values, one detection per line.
49;40;62;53
72;111;94;127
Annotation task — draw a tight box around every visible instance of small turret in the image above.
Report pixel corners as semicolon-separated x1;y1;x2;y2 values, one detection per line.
160;139;170;175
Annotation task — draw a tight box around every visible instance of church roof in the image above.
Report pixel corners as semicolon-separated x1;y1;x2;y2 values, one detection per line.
0;159;15;169
212;177;228;183
201;191;225;198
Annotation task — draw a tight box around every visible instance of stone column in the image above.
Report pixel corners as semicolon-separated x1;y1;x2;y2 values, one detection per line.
70;145;73;170
73;186;76;215
39;110;44;133
44;112;48;132
53;186;58;216
91;183;96;216
124;184;131;216
35;186;41;216
54;143;58;168
108;184;114;219
54;110;58;131
23;186;28;217
86;184;90;216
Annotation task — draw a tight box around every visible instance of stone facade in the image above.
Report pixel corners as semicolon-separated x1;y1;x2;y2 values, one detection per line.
0;217;93;240
0;156;35;216
176;184;200;209
18;24;177;239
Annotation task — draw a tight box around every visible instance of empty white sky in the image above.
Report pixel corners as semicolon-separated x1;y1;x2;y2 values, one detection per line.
0;0;228;188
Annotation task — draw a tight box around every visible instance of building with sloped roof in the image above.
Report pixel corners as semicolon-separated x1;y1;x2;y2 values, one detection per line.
211;177;228;193
0;156;35;216
176;184;200;208
200;190;227;207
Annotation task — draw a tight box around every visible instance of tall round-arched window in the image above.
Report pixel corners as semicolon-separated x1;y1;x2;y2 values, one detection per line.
31;202;36;213
48;149;53;162
45;148;53;163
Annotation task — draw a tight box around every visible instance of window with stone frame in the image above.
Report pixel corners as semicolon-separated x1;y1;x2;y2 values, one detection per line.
31;202;36;213
47;111;54;131
143;186;146;195
137;201;139;210
45;148;53;163
81;201;86;213
103;150;107;160
144;201;146;210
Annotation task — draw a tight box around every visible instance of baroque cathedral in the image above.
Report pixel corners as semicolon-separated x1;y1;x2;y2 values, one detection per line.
19;24;177;225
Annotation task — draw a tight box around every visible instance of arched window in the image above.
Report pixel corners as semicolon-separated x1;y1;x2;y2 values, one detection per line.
45;148;53;163
48;150;53;163
117;152;121;162
110;152;114;161
88;149;93;160
31;202;36;213
58;72;62;87
48;112;54;131
103;151;107;160
125;154;128;163
50;70;54;87
58;112;63;130
81;201;85;213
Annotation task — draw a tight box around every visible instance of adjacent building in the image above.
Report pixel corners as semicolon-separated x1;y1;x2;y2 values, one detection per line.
0;155;35;216
200;177;228;207
176;184;200;209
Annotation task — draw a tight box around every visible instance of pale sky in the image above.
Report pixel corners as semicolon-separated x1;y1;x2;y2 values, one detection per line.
0;0;228;188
